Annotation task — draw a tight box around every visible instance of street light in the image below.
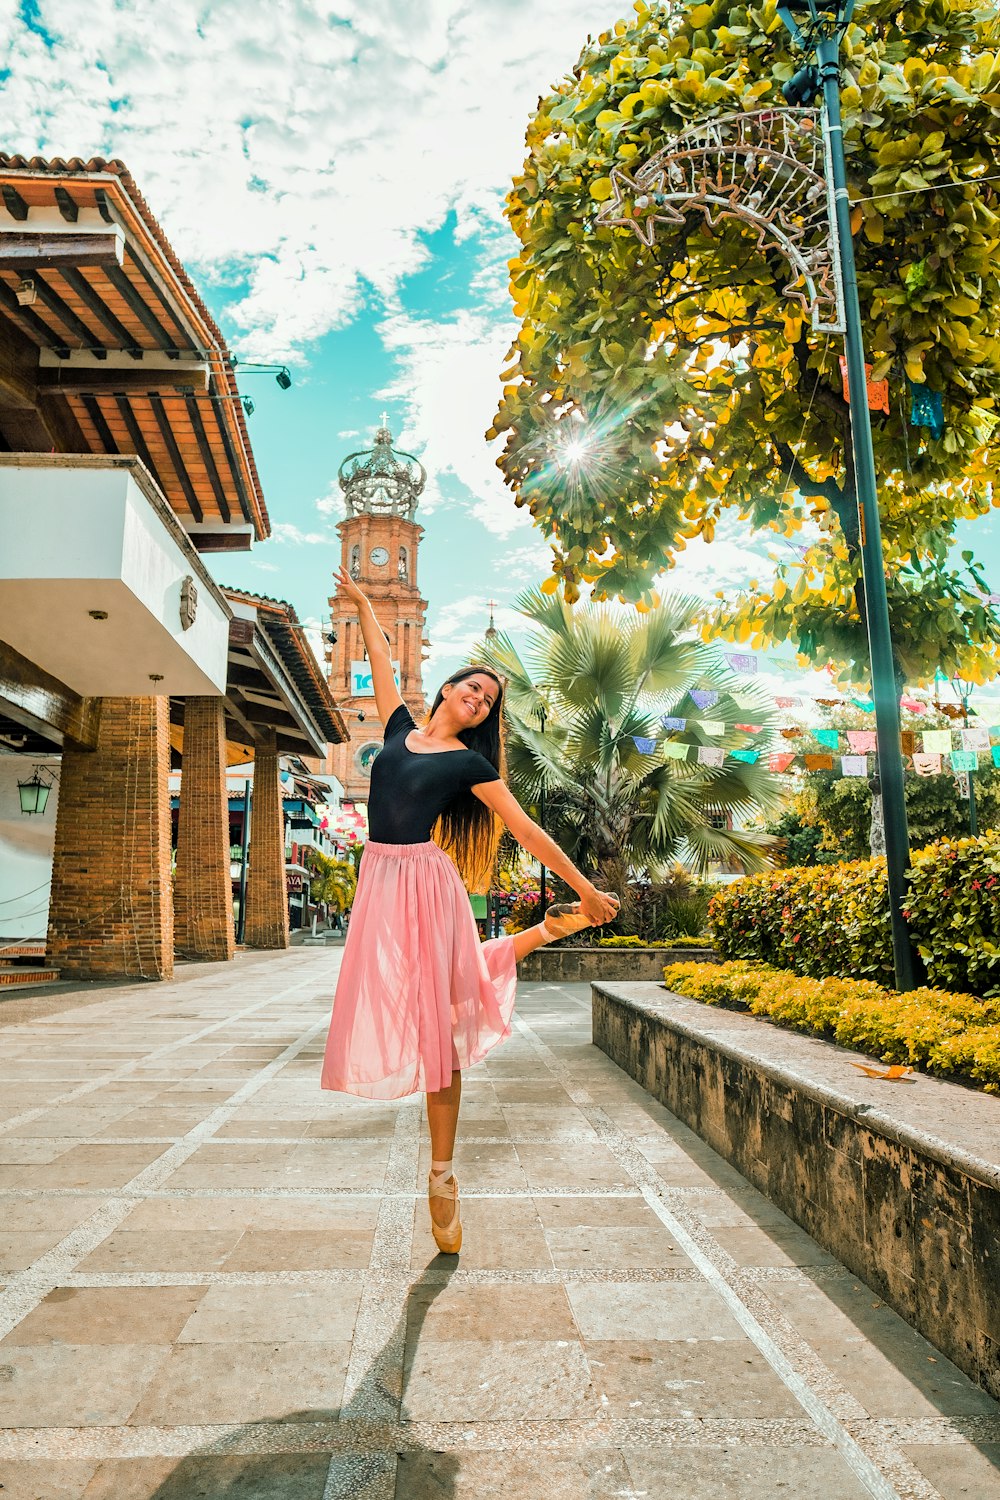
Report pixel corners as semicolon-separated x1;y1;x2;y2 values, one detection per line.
951;675;978;837
777;0;915;990
536;701;548;918
17;766;55;816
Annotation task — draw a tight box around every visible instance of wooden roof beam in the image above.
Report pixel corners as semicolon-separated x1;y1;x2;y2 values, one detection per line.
0;278;70;357
37;366;208;396
1;185;28;221
184;393;231;522
26;272;107;358
54;187;79;223
104;262;181;355
112;393;170;496
59;265;144;358
0;231;124;272
0;638;100;752
149;391;204;522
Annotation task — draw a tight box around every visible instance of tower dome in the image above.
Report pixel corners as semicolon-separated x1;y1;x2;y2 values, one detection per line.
338;415;427;521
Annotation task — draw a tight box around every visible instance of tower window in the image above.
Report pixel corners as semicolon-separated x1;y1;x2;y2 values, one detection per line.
398;547;408;581
350;545;360;580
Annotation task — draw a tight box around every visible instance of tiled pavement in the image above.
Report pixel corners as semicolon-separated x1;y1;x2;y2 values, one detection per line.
0;949;998;1500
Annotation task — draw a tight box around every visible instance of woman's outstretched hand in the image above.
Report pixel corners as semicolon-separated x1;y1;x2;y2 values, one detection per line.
577;885;620;926
334;565;368;607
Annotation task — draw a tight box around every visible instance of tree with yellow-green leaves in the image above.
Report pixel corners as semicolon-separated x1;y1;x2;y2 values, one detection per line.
490;0;1000;688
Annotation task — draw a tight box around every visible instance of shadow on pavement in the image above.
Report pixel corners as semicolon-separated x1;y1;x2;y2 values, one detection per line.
141;1256;461;1500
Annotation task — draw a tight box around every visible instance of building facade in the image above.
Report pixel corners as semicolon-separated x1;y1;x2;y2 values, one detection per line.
326;420;429;803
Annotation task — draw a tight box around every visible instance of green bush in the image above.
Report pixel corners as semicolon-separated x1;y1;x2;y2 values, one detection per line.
708;832;1000;996
662;959;1000;1093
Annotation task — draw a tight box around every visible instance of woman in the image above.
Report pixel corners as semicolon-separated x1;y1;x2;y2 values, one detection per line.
321;567;619;1253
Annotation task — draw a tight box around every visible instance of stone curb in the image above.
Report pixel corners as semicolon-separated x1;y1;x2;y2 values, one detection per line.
592;980;1000;1402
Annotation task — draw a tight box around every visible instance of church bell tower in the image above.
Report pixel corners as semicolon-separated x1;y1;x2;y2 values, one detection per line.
326;417;429;802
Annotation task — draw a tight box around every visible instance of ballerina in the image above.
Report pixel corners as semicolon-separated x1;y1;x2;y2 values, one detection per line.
321;567;618;1252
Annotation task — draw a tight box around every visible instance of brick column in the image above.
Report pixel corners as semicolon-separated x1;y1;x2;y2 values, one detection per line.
174;697;235;962
47;697;173;980
243;743;289;949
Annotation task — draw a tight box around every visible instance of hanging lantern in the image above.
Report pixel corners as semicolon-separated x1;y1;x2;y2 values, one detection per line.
17;767;54;816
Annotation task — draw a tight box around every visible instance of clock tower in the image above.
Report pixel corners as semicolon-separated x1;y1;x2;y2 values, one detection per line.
326;418;429;803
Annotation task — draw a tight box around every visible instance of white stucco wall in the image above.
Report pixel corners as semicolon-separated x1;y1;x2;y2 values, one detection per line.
0;461;231;695
0;755;58;943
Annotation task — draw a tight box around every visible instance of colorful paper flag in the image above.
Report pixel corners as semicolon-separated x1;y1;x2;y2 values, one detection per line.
852;698;875;713
961;727;991;753
770;752;796;773
690;689;720;710
723;653;757;673
632;736;657;755
701;720;725;736
847;730;877;753
697;745;726;768
735;723;762;733
662;741;690;760
731;749;760;763
950;750;978;772
900;697;927;713
816;729;839;749
660;715;686;731
912;753;942;777
993;746;1000;768
841;755;868;777
781;728;803;739
922;730;952;754
775;696;798;708
900;731;916;756
804;754;834;770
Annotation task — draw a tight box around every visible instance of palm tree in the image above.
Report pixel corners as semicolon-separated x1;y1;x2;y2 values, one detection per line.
304;849;357;919
479;588;783;931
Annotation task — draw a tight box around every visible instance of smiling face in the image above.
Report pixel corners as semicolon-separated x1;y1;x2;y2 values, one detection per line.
442;671;500;728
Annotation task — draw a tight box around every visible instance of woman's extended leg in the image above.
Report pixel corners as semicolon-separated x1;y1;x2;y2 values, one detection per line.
426;1069;462;1232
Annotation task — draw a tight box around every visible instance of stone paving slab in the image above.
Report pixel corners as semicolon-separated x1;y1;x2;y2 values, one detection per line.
0;950;998;1498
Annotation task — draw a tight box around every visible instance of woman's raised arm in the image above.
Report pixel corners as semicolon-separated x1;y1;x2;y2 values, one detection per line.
334;566;405;727
471;779;618;927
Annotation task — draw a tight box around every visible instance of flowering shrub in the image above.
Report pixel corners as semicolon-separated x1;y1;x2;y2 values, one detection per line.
597;935;671;948
504;891;542;934
663;960;1000;1093
708;832;1000;997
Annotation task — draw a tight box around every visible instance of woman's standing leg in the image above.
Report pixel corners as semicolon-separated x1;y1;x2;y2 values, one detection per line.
426;1070;462;1233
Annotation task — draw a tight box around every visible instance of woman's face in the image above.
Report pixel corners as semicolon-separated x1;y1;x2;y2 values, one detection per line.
442;671;500;728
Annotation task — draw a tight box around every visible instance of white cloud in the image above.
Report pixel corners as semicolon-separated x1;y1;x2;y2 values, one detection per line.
1;1;613;357
376;303;534;538
270;521;332;546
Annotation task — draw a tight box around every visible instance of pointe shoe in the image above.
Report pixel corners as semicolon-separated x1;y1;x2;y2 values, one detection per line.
541;894;620;943
428;1171;462;1254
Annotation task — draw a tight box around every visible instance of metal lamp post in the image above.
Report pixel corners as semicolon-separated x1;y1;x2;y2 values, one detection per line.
951;676;978;837
536;702;548;919
776;0;914;990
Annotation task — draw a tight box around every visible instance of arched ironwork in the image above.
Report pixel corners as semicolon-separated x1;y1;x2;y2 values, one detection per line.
597;108;846;334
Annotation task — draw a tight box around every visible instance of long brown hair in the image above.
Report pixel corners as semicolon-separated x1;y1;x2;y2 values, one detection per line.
427;666;505;893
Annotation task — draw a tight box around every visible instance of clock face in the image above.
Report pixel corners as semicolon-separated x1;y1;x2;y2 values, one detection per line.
369;547;389;566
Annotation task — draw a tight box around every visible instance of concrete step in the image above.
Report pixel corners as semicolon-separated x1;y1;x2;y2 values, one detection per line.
0;944;46;961
0;964;60;988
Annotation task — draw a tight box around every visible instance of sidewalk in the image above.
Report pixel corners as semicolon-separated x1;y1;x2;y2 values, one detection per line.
0;948;997;1500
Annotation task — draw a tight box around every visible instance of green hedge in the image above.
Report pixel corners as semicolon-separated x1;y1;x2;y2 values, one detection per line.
708;832;1000;996
663;960;1000;1093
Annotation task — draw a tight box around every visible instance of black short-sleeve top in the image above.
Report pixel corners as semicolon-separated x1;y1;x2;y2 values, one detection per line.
366;704;501;845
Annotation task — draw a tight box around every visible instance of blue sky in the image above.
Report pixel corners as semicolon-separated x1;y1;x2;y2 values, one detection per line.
3;0;998;716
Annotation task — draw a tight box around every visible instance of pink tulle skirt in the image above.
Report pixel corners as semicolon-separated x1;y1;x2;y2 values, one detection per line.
320;841;518;1100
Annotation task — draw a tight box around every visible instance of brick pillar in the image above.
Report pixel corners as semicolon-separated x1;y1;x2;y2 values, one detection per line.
243;744;289;949
174;697;235;962
47;697;173;980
